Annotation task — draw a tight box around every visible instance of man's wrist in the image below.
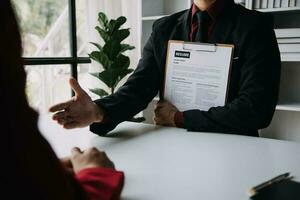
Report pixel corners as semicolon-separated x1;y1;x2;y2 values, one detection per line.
174;111;184;128
93;103;104;123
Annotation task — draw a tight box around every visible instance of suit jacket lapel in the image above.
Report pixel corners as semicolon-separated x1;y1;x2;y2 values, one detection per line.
159;9;191;98
208;3;236;44
170;9;191;41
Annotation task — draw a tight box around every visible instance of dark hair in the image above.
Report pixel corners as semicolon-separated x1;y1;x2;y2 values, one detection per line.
0;0;26;109
0;1;86;199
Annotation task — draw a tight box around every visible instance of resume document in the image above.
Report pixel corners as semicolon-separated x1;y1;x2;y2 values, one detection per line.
164;40;234;111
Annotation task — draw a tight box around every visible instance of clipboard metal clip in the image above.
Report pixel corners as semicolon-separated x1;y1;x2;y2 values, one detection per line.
182;42;217;52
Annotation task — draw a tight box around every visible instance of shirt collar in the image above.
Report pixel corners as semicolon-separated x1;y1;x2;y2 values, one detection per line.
191;0;231;22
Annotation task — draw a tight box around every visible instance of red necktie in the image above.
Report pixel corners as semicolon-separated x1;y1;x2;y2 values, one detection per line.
191;11;210;42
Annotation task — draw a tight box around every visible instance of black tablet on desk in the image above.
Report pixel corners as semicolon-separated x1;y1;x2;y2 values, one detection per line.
250;180;300;200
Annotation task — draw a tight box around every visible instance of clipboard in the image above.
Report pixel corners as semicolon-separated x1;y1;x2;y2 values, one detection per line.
163;40;234;112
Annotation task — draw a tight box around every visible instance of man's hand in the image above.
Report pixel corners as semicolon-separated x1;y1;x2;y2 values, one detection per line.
49;78;104;129
153;100;178;127
70;147;115;174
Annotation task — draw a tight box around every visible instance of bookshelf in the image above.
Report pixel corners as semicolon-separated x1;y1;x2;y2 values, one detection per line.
140;0;191;52
276;103;300;112
248;0;300;11
257;7;300;12
245;0;300;141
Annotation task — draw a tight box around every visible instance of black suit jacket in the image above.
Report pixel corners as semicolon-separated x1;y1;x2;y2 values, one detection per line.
90;2;281;137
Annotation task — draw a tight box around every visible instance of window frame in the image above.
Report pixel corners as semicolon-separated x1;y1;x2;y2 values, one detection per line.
23;0;91;95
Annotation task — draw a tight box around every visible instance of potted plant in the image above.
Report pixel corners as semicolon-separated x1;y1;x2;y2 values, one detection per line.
89;12;134;96
89;12;145;122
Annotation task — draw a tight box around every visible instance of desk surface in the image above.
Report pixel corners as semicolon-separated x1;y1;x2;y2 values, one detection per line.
38;115;300;200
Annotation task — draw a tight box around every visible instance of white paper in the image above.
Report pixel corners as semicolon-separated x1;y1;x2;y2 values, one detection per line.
164;41;234;112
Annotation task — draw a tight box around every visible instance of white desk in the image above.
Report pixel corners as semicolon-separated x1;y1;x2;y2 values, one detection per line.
39;115;300;200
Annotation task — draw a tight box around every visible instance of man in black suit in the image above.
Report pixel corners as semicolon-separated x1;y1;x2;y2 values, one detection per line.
50;0;281;137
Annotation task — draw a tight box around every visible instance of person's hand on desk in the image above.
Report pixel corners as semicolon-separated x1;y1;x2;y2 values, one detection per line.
154;100;178;127
71;147;115;173
60;157;75;175
59;147;115;175
49;78;104;129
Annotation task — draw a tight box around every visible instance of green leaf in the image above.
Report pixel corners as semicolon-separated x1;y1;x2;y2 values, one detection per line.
89;51;111;70
96;68;130;88
95;26;110;42
107;16;127;35
114;68;134;88
90;42;102;51
118;68;134;80
98;12;108;29
120;44;135;54
111;55;130;70
103;40;121;60
97;70;115;88
108;19;117;35
113;16;126;32
116;16;127;27
112;29;130;42
90;72;99;79
129;117;145;123
89;88;109;97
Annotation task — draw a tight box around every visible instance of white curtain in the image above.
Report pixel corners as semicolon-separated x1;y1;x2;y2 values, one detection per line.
84;0;141;98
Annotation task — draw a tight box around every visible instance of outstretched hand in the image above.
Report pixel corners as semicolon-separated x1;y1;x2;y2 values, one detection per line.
49;78;104;129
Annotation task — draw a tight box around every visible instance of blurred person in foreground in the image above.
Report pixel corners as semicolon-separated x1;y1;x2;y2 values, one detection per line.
0;1;124;199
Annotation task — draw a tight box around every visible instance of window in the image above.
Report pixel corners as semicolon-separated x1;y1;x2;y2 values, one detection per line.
13;0;91;113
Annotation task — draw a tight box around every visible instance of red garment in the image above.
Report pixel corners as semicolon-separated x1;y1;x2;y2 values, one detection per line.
174;111;184;128
175;0;229;127
76;168;124;200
